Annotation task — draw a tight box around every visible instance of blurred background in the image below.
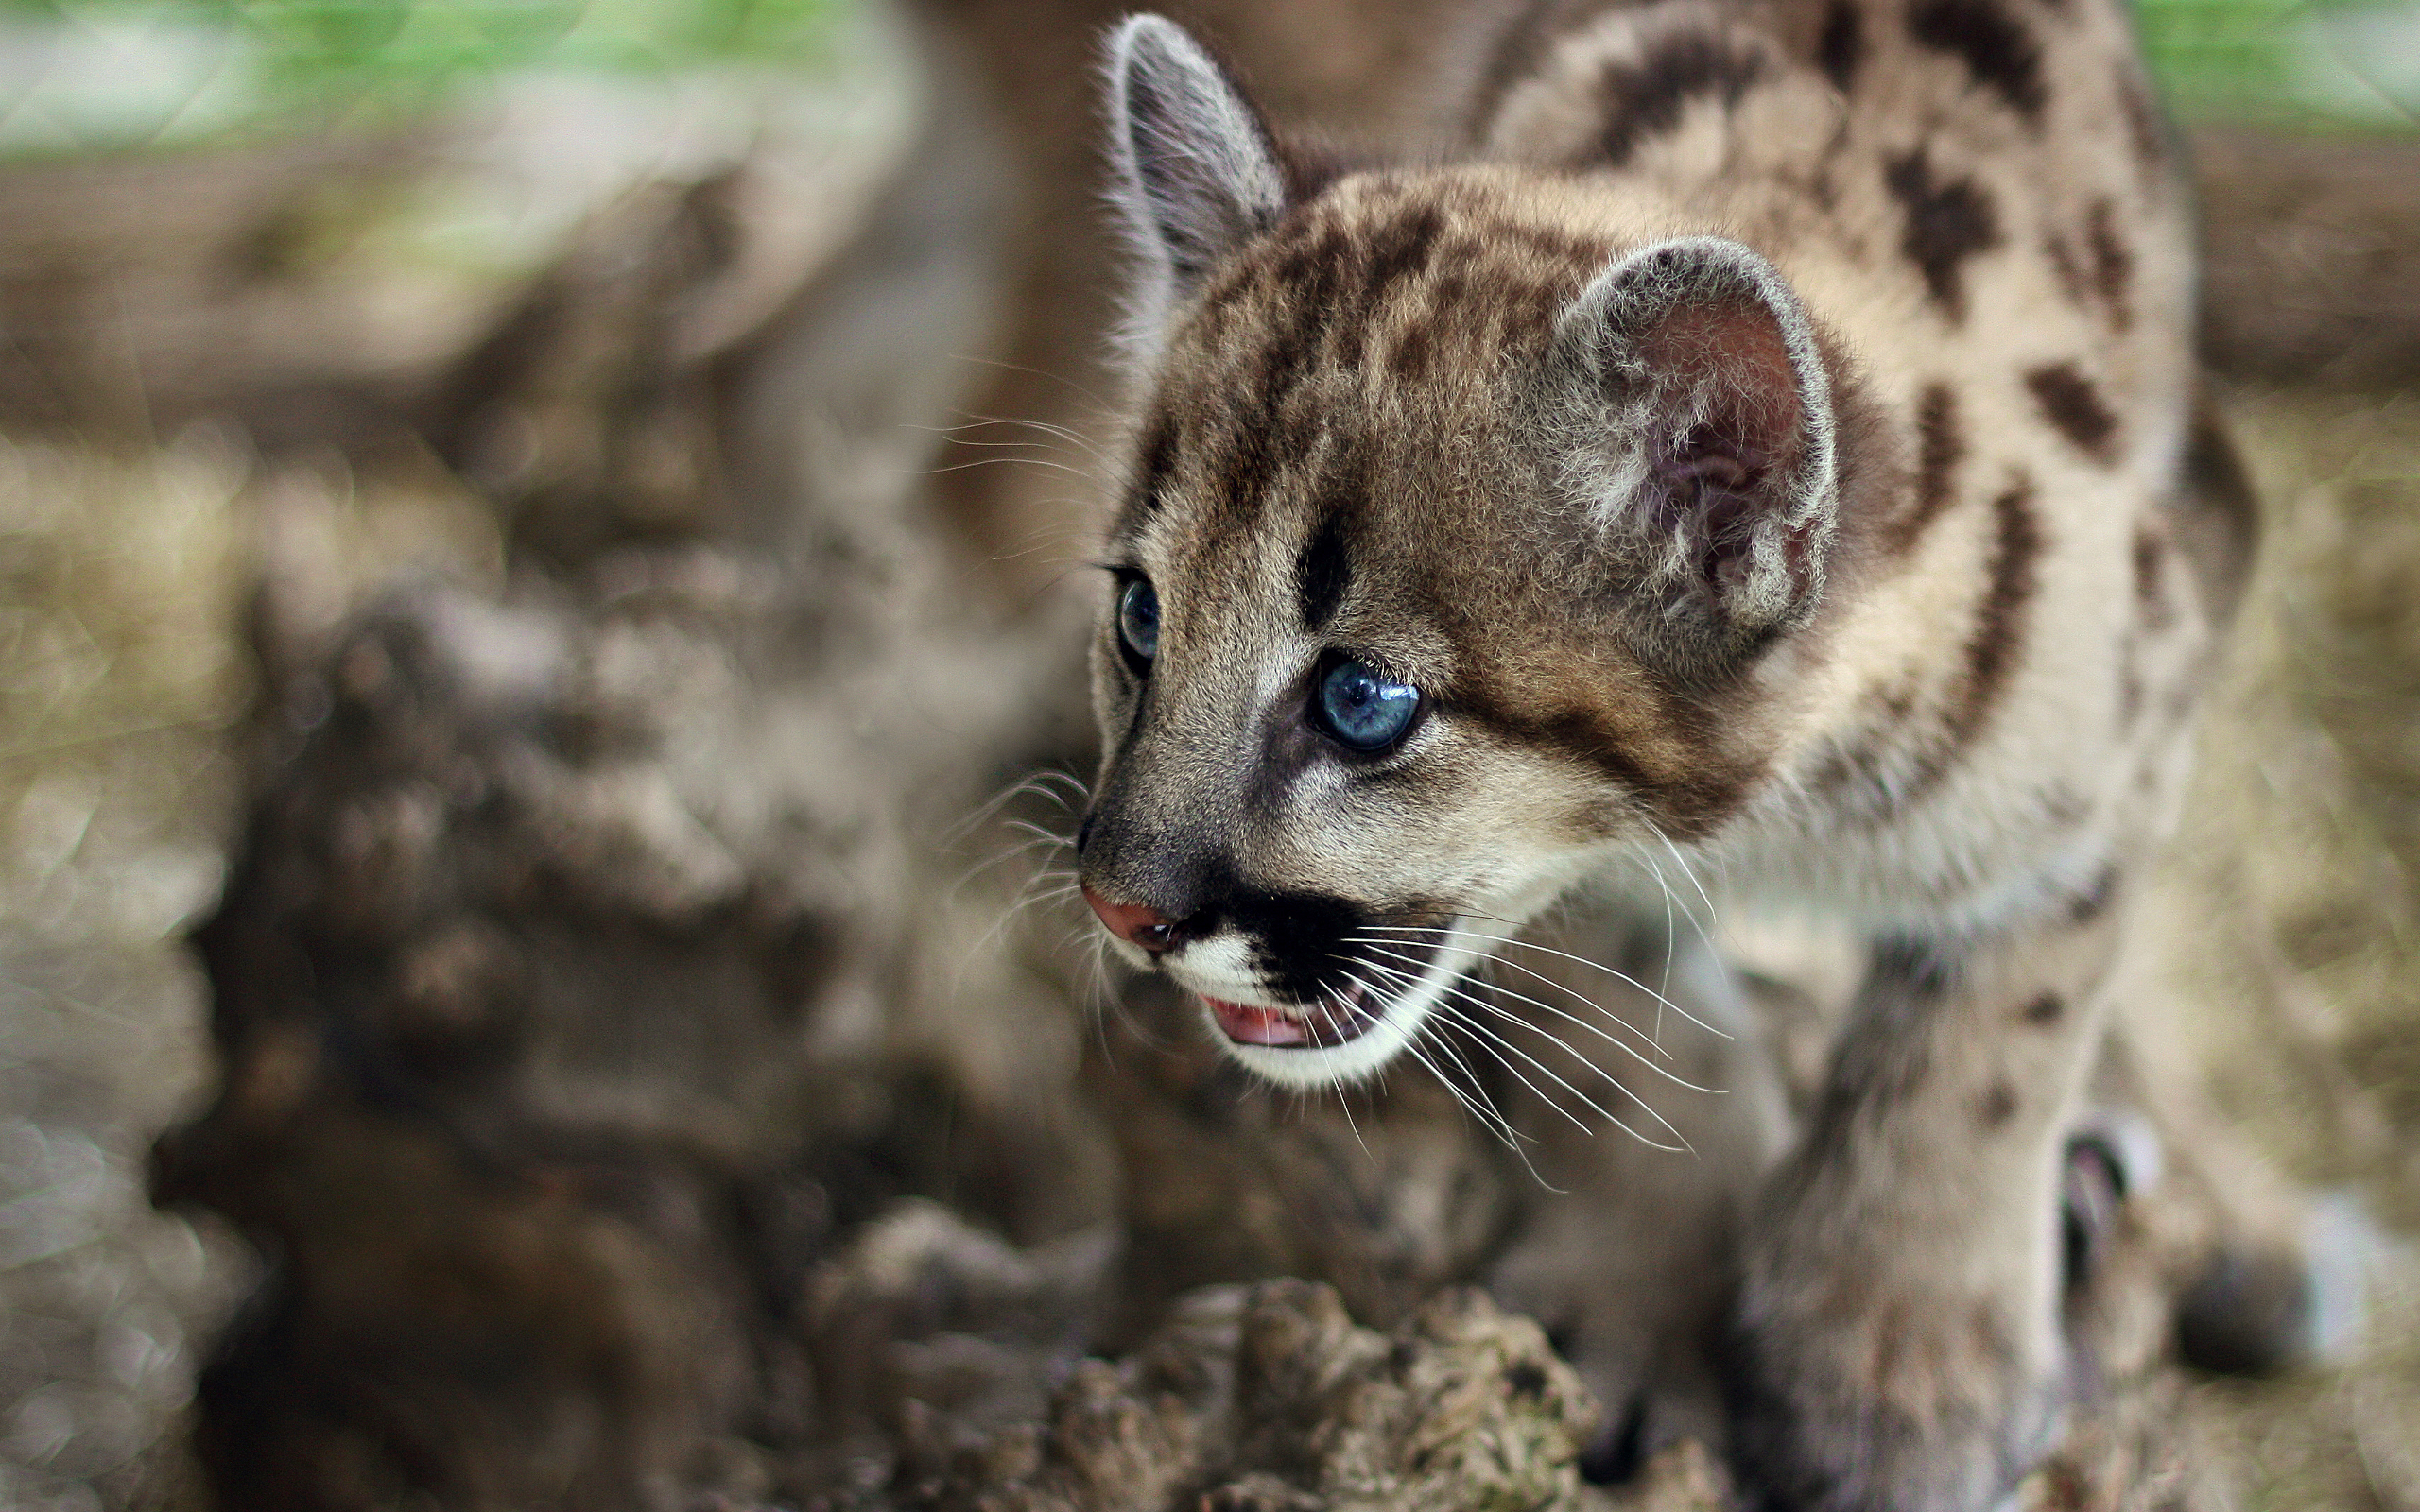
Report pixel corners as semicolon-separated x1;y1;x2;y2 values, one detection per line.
0;0;2415;1508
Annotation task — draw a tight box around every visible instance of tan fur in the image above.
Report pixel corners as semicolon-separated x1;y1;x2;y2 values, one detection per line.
1074;3;2276;1505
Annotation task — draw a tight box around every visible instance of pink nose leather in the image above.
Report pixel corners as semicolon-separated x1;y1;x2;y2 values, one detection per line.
1083;886;1176;951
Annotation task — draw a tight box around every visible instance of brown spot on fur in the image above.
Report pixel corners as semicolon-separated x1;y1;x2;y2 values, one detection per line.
1390;324;1436;383
1360;205;1446;308
1884;151;2000;319
2068;866;2118;924
1466;0;1566;141
1870;935;1955;997
2044;231;2087;306
1588;31;1768;168
1819;0;1862;90
2117;64;2169;172
2025;362;2119;462
1962;480;2042;730
2132;524;2173;630
1208;203;1450;523
1909;0;2048;121
1978;1080;2018;1128
2085;198;2134;330
1806;681;1915;803
1889;382;1965;553
1906;475;2041;798
2170;395;2258;623
2022;991;2066;1024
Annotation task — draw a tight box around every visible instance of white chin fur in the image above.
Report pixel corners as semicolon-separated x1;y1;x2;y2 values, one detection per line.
1210;930;1490;1088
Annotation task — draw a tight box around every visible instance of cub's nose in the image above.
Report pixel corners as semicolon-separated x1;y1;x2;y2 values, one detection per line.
1082;886;1177;953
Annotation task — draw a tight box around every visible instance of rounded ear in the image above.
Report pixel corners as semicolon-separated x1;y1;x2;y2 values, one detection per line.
1549;237;1840;662
1103;15;1288;358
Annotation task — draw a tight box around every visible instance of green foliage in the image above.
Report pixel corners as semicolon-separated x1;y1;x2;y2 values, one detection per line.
2133;0;2312;112
0;0;2406;137
0;0;845;129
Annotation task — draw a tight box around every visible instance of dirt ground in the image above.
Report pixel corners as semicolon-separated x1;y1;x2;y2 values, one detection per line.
1;66;2417;1512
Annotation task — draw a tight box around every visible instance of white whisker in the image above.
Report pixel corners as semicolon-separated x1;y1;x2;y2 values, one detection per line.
1363;923;1727;1040
1347;941;1719;1094
1360;959;1687;1152
1350;932;1673;1061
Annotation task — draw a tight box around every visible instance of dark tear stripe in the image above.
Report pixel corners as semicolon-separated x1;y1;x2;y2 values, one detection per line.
1884;150;2000;320
1908;0;2047;122
2024;362;2118;463
1294;507;1354;634
1590;31;1768;168
1819;0;1863;90
1888;381;1965;554
1451;686;1665;806
2085;199;2133;330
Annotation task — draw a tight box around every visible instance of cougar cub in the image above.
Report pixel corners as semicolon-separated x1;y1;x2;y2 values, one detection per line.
1072;2;2278;1503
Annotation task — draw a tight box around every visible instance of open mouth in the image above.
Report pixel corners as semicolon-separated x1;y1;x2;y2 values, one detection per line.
1202;979;1384;1048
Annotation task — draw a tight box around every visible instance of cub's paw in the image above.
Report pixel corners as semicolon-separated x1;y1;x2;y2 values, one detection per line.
1722;1288;2065;1512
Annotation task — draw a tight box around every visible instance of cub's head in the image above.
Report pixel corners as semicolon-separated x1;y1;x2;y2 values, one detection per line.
1075;17;1850;1086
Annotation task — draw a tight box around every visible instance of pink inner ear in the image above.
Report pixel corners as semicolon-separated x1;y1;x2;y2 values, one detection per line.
1634;292;1807;467
1619;287;1816;595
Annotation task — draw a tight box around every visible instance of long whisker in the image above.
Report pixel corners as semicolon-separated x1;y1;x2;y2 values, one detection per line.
1349;932;1672;1062
1365;923;1729;1040
1425;993;1686;1155
1403;1026;1562;1190
1405;995;1564;1171
942;356;1123;419
1359;959;1686;1152
1642;819;1737;1002
1329;955;1530;1153
1347;941;1720;1094
1376;964;1701;1151
947;832;1076;902
912;455;1101;482
1317;983;1374;1160
943;768;1087;850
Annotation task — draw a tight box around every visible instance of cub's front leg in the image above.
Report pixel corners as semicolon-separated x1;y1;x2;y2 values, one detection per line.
1728;898;2122;1511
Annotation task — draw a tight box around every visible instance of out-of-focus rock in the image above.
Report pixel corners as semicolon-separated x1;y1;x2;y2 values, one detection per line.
895;1280;1612;1512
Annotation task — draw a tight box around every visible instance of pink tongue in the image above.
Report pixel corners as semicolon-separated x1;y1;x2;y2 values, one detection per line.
1206;996;1313;1046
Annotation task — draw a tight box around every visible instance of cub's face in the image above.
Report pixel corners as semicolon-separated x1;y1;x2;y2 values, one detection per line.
1076;19;1841;1086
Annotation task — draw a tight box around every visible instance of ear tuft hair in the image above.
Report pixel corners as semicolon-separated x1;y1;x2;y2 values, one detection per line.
1104;15;1288;359
1550;236;1840;667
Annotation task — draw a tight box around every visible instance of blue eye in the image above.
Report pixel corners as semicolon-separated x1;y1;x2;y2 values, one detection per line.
1116;578;1160;666
1317;657;1421;751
